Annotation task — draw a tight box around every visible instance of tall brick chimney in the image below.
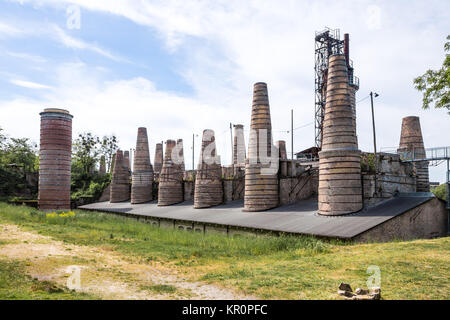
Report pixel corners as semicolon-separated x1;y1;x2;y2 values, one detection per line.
318;54;363;215
244;82;279;212
131;127;154;204
38;108;73;211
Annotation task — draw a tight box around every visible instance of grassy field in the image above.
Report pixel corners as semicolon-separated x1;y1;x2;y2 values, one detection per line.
0;202;449;299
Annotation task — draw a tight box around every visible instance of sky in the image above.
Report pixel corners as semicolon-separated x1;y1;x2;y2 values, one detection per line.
0;0;449;182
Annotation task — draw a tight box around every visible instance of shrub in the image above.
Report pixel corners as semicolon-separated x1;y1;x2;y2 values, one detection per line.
432;184;448;202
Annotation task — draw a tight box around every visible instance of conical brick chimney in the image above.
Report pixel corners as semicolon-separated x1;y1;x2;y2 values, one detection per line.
110;150;130;202
194;129;223;208
398;116;429;192
244;82;279;212
176;138;185;174
153;143;163;175
233;124;246;166
158;140;184;206
124;150;131;177
131;127;154;204
318;54;362;215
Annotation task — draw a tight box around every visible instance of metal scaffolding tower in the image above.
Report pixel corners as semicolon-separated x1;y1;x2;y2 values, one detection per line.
314;27;359;149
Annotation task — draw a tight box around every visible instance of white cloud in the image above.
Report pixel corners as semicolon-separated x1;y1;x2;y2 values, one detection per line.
10;79;52;89
51;25;125;62
6;51;47;63
0;18;125;62
0;21;23;37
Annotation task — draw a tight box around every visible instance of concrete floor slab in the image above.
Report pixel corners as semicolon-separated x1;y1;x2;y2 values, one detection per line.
79;194;434;239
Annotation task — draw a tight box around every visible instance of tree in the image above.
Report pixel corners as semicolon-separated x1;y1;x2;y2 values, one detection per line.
99;135;118;172
71;132;115;202
432;184;448;203
2;138;38;173
0;127;38;196
72;132;100;175
414;35;450;114
0;127;6;150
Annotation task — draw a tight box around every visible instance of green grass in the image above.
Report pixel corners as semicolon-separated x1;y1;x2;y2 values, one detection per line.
0;202;332;261
140;284;177;294
0;202;449;299
0;259;96;300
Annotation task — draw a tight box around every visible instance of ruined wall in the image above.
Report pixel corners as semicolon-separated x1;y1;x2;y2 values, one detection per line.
183;170;196;200
223;180;233;203
362;153;416;207
184;181;194;201
223;167;245;203
279;168;318;205
354;197;448;242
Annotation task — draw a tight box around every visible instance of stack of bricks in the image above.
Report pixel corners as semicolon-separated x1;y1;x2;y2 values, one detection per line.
244;82;279;212
38;108;73;211
158;140;184;206
318;54;363;215
397;116;429;192
131;127;154;204
194;129;223;208
110;150;130;202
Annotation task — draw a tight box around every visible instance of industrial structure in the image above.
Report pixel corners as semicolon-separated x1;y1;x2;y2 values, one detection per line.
131;127;154;204
233;124;246;167
397;116;430;192
314;28;359;150
38;108;73;211
194;130;223;208
37;27;449;242
158;140;184;206
244;82;279;212
318;54;363;215
153;143;164;176
110;150;130;203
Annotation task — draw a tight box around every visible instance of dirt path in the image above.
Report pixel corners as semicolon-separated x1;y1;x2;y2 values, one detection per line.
0;223;253;300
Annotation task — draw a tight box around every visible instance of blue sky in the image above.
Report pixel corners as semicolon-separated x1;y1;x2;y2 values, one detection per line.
0;0;449;182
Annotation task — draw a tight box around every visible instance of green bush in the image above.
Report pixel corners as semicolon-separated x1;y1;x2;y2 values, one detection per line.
432;184;448;202
361;153;376;173
71;173;111;201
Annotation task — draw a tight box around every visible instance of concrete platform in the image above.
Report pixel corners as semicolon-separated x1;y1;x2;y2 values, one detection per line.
79;193;442;240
